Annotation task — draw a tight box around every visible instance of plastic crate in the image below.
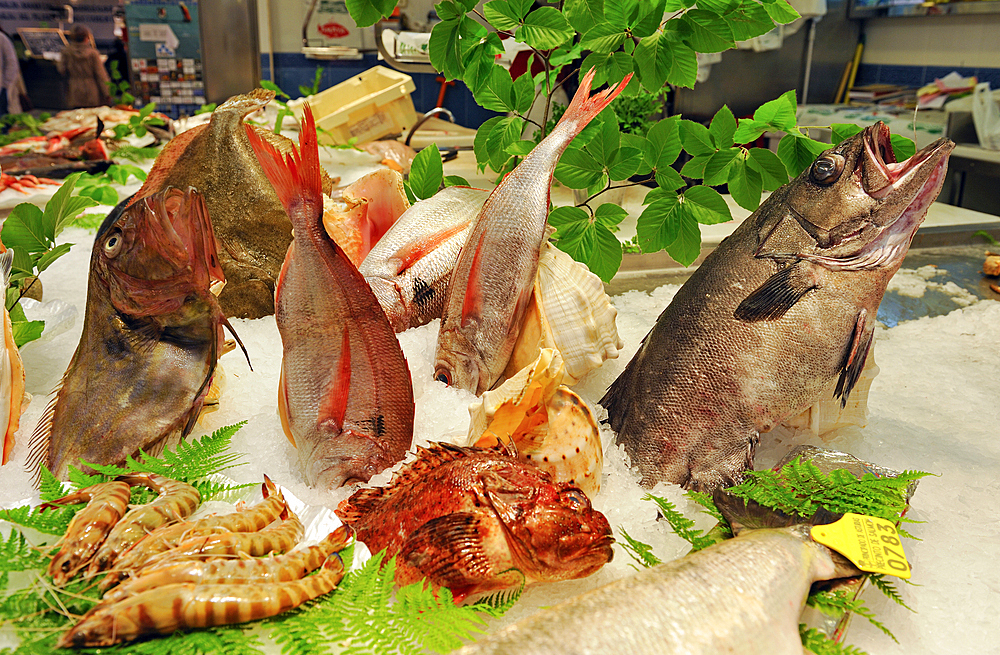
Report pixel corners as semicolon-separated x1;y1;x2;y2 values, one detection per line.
289;66;418;146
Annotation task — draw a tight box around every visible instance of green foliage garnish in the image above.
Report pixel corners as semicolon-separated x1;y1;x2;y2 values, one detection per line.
0;503;77;537
111;103;166;141
74;164;148;206
618;528;662;569
645;493;730;552
808;590;897;643
109;144;161;162
724;457;930;539
70;213;108;232
800;625;867;655
106;60;136;106
258;81;296;134
405;144;444;202
973;229;999;246
299;67;324;97
868;574;915;612
0;531;51;572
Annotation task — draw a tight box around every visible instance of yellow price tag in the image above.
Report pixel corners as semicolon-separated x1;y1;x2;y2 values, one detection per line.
811;513;911;579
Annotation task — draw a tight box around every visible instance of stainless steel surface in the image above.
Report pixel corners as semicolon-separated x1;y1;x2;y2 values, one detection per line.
198;0;262;104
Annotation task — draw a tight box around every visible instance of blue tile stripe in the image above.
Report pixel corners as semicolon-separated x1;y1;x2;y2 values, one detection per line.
857;63;1000;89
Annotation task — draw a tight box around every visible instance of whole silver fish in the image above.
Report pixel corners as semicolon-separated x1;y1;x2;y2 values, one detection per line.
456;494;859;655
360;186;489;332
247;108;414;489
602;123;954;490
435;69;631;395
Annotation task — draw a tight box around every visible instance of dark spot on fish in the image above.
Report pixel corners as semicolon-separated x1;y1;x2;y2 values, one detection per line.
543;456;549;462
575;447;580;453
562;454;566;460
412;278;435;308
360;414;386;436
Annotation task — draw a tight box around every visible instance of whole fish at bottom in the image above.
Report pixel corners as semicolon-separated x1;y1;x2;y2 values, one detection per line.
455;492;860;655
27;187;228;480
434;69;631;395
359;185;490;332
0;244;26;465
602;123;954;490
246;107;415;489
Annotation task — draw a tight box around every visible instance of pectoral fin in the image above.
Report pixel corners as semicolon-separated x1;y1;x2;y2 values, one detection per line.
317;329;352;432
460;230;489;328
735;263;819;322
390;220;471;275
399;513;492;589
835;309;875;407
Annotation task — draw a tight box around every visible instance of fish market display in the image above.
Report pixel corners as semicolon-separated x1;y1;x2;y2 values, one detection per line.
0;172;61;195
0;120;113;178
130;89;334;319
455;493;859;655
360;185;489;332
602;123;954;490
0;247;26;465
434;69;631;395
247;107;414;489
26;187;229;481
323;167;409;266
337;442;614;600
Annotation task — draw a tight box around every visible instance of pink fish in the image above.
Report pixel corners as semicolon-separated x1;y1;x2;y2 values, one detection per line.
434;69;631;395
247;108;415;489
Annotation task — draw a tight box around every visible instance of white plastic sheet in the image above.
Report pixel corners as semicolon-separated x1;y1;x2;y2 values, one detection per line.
972;82;1000;150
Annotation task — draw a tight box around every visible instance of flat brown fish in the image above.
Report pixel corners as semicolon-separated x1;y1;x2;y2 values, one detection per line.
130;89;333;319
28;187;228;480
337;442;614;601
602;123;954;491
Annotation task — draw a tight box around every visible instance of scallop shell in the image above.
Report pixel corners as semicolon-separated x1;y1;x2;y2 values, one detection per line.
470;349;603;497
504;242;623;385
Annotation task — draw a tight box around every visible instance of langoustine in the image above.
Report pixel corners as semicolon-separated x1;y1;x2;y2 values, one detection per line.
58;556;347;647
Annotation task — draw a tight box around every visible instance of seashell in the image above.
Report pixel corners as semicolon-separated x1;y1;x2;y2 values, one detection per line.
322;168;409;266
504;242;623;385
781;349;879;437
470;349;603;497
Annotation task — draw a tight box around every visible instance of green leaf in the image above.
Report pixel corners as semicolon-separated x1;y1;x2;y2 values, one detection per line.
608;146;644;180
645;115;682;170
580;22;627;53
1;203;47;254
429;17;465;81
681;9;735;53
564;0;605;35
519;7;574;49
584;110;621;167
680;153;712;178
79;184;119;206
45;172;99;235
727;156;764;210
890;133;916;162
753;89;798;132
702;148;741;186
633;0;667;37
444;175;471;187
462;32;505;93
747;147;789;190
683;184;732;224
594;202;629;229
485;116;525;171
709;105;737;149
698;0;740;13
618;528;663;568
679;119;715;156
474;116;505;171
483;0;523;30
409;144;444;200
655;165;686;191
726;1;778;41
555;147;605;189
622;133;654;176
777;134;830;177
549;205;623;283
606;51;636;92
637;193;682;253
634;30;673;91
665;209;702;266
512;69;535;114
831;122;863;145
763;0;801;24
506;139;536;156
435;0;463;21
604;0;640;28
11;319;44;348
472;66;517;112
35;243;74;274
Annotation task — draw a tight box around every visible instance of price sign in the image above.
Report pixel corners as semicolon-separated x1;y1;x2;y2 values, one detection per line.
811;513;911;579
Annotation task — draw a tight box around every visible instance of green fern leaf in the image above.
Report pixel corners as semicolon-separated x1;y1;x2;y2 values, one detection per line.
807;590;898;643
0;504;76;536
799;625;868;654
618;528;662;568
0;531;49;572
868;574;915;612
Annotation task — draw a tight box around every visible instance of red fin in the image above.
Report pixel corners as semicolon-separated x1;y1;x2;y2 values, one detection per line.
391;220;472;275
277;364;296;447
460;229;489;327
245;106;323;220
318;328;351;432
559;68;633;138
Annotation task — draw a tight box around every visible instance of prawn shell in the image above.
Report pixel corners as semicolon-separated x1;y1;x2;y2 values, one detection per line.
504;242;622;385
45;481;132;585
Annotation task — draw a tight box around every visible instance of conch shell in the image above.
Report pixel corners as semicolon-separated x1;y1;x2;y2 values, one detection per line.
504;242;622;385
322;168;409;266
470;349;602;497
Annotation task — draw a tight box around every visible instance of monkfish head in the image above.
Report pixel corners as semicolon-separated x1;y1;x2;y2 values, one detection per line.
756;122;954;273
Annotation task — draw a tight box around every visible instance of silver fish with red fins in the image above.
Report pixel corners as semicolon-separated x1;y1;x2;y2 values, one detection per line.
247;107;415;489
27;187;229;480
602;123;954;491
435;69;632;395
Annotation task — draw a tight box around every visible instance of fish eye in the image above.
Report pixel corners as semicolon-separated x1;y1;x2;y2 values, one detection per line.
434;369;451;385
103;229;123;257
561;489;589;511
810;154;844;185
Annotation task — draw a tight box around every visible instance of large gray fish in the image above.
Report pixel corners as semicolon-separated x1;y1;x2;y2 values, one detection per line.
359;185;489;332
602;123;954;490
28;188;228;480
455;493;860;655
434;69;631;395
247;108;414;489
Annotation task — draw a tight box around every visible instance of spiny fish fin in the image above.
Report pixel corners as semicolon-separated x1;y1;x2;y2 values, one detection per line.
399;512;493;583
336;486;386;523
559;68;633;137
0;249;13;286
277;364;296;448
222;317;251;370
25;384;62;484
245;105;322;219
317;328;351;433
734;263;819;322
461;229;489;328
390;220;472;276
835;309;874;407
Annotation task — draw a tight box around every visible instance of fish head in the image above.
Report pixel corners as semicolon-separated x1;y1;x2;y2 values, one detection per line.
482;467;614;582
95;187;225;323
434;327;485;394
757;122;954;272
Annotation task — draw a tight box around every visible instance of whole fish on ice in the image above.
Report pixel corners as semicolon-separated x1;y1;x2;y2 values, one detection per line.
456;492;860;655
602;123;954;490
247;107;414;489
360;185;489;332
0;245;26;465
434;69;630;395
27;187;228;480
337;442;613;601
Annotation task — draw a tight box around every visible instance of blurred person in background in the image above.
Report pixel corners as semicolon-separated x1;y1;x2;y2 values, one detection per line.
0;25;21;115
58;25;111;108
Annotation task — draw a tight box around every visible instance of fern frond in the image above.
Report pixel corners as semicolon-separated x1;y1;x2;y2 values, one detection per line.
644;494;717;551
0;531;49;572
799;625;868;655
36;468;68;504
685;490;725;524
807;590;897;643
617;528;662;568
0;505;75;536
473;582;523;618
193;480;257;503
868;574;915;612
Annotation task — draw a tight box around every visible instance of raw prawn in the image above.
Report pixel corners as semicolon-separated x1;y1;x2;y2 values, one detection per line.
100;475;286;590
86;473;201;575
104;526;350;602
59;556;346;647
0;172;61;194
42;480;132;586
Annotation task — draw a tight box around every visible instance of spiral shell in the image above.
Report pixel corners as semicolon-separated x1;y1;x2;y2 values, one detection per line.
504;242;622;385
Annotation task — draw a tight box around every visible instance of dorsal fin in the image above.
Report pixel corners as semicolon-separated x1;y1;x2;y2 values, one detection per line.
127;125;207;208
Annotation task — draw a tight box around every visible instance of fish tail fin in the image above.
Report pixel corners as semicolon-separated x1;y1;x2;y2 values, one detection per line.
245;105;323;225
558;68;633;138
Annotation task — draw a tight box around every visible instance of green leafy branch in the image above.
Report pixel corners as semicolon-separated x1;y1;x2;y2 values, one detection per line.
74;164;148;207
0;113;52;148
110;103;166;141
105;60;136;106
